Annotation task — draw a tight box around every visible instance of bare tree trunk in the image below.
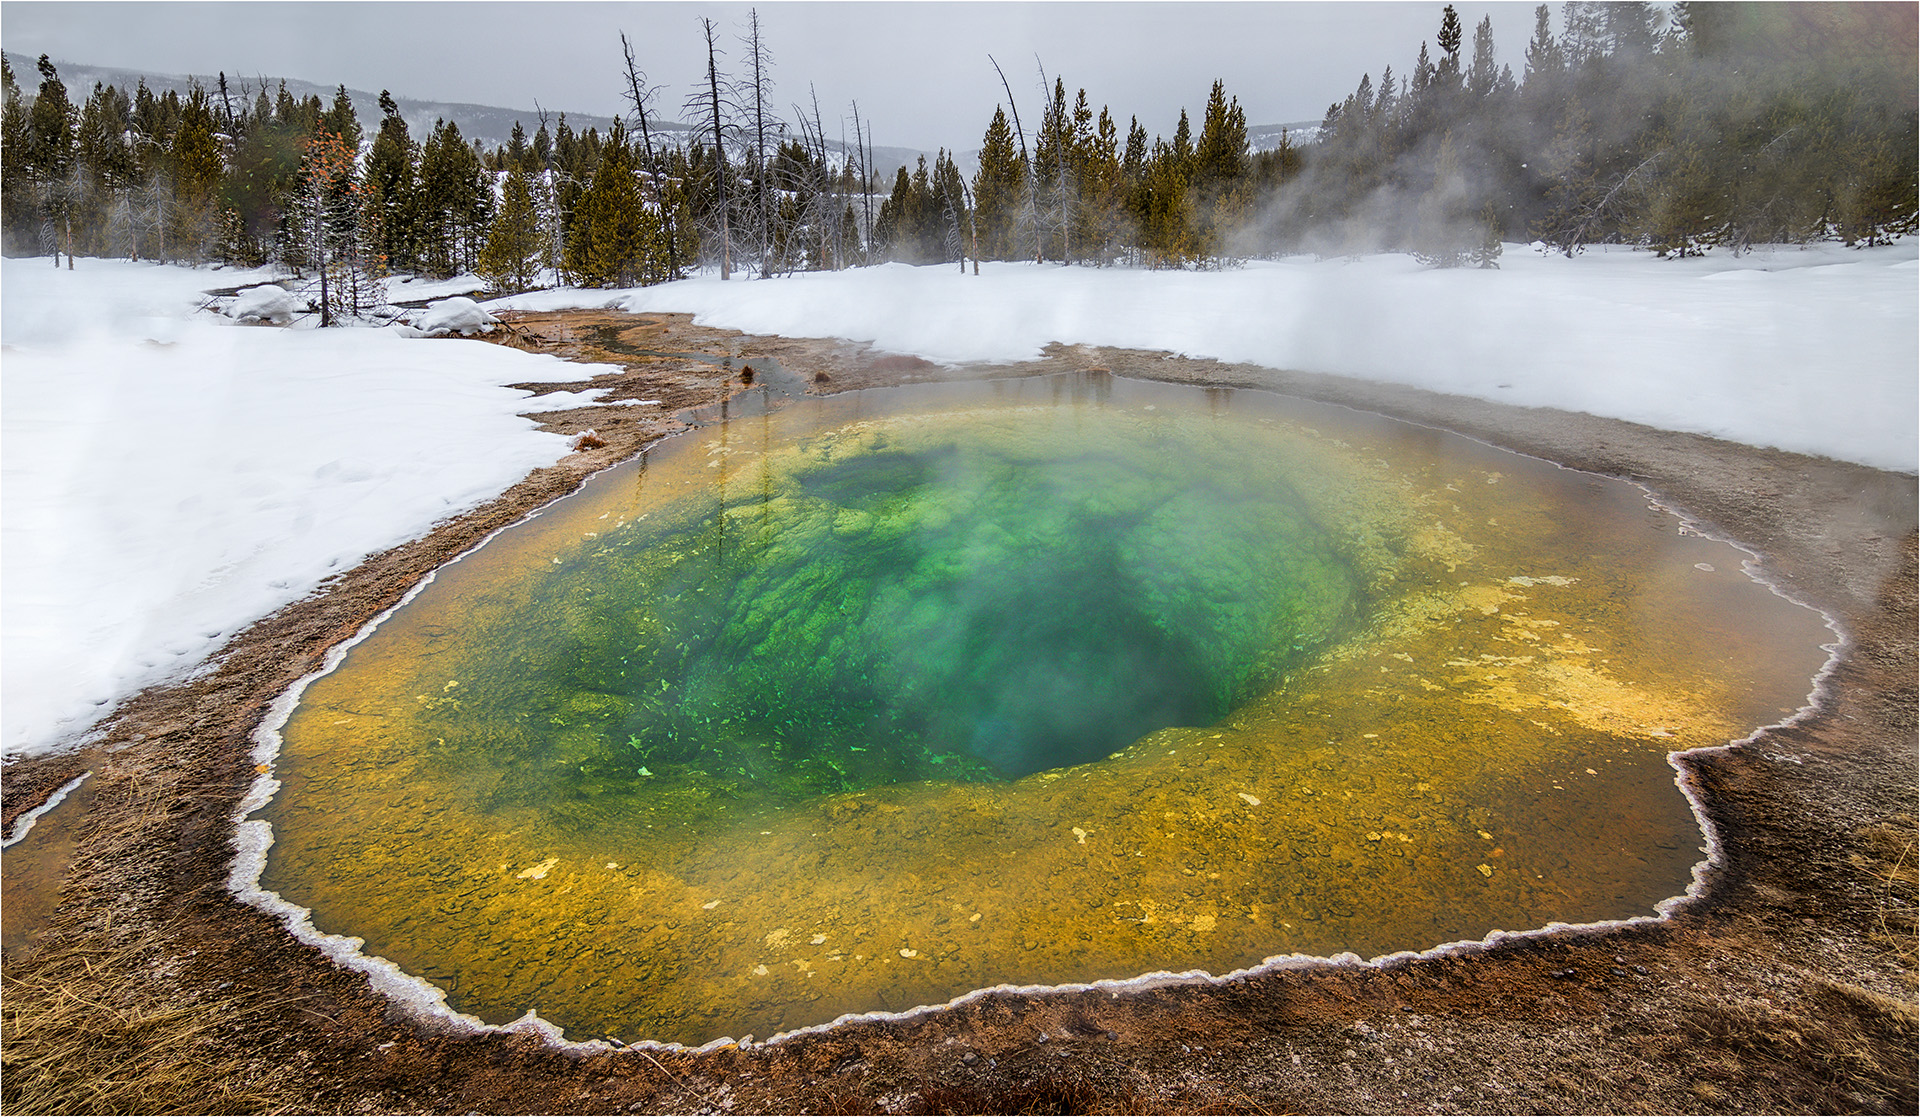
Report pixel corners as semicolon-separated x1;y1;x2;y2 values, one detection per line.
850;100;871;265
967;180;983;276
989;54;1040;264
216;72;235;132
1036;57;1069;265
700;18;731;280
742;9;776;279
836;118;849;269
806;89;829;271
620;33;679;280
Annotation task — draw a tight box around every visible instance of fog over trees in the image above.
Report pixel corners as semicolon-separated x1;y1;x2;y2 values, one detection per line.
2;2;1912;315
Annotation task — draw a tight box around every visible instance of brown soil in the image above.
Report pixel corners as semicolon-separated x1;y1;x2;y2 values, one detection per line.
3;310;1914;1116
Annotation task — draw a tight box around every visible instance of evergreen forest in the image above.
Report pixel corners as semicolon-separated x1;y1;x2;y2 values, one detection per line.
1;1;1912;320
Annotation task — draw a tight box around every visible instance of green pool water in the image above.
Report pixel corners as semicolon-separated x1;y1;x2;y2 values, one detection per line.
253;371;1831;1046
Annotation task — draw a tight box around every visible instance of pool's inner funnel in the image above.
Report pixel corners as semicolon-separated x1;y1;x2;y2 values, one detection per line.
540;440;1354;791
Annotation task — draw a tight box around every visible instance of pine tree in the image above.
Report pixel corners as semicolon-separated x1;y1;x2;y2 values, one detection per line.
1078;106;1124;264
1466;16;1499;99
531;118;552;169
220;82;303;266
74;82;138;258
932;149;971;269
566;120;665;287
1192;80;1249;259
505;120;530;172
1033;77;1073;262
1435;5;1464;90
1140;137;1195;267
320;84;361;149
363;91;415;272
478;164;543;291
415;118;492;276
291;130;378;324
987;54;1040;262
167;86;224;262
1171;109;1193;174
0;57;37;253
1120;116;1149;261
971;106;1024;260
1412;131;1470;267
25;56;78;263
1524;3;1564;84
1471;200;1504;267
874;164;912;261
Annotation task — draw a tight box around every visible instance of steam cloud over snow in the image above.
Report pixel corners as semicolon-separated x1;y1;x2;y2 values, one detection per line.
501;243;1919;476
2;244;1914;759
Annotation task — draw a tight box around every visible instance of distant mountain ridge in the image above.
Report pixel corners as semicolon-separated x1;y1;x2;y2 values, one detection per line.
2;51;940;182
4;51;1317;182
3;50;644;147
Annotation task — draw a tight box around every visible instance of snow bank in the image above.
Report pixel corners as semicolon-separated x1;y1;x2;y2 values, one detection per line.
0;258;613;758
412;296;499;337
498;243;1918;474
227;283;299;324
385;273;489;302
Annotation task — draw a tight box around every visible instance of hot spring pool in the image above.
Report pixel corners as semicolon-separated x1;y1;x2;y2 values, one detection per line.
242;371;1831;1046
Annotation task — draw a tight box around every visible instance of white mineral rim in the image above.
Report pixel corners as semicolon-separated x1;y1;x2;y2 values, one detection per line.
226;400;1848;1057
3;770;92;850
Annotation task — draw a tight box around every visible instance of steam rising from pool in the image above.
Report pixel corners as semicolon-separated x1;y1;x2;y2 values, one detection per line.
246;372;1831;1046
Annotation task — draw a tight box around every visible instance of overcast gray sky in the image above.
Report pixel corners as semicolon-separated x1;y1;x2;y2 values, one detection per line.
2;1;1552;149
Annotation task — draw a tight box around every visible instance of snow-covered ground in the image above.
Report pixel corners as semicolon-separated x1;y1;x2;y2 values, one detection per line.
3;244;1914;759
500;242;1919;475
1;258;613;758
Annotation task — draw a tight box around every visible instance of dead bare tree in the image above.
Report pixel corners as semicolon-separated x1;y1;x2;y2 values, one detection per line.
620;31;680;279
782;86;841;272
836;117;850;268
684;16;734;279
1036;55;1071;264
850;100;873;265
215;71;235;132
863;120;878;264
738;8;779;278
795;87;833;271
989;53;1040;263
941;172;970;273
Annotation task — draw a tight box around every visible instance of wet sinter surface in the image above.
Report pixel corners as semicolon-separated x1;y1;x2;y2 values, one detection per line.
252;372;1832;1046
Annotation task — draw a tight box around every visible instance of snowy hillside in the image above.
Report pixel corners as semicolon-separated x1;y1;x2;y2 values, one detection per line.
3;244;1914;760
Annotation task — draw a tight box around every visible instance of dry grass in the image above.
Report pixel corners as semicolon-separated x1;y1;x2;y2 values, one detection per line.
1674;967;1918;1113
0;935;303;1116
1855;818;1919;966
908;1076;1144;1115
